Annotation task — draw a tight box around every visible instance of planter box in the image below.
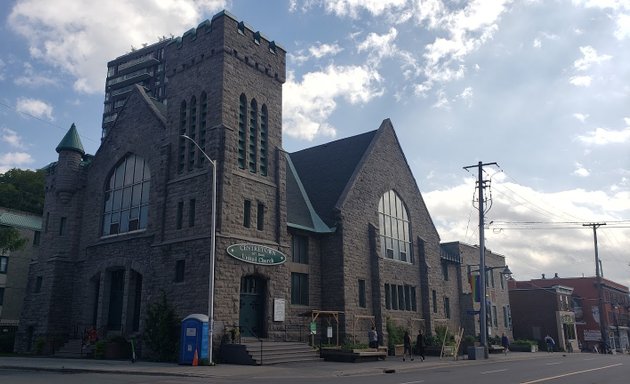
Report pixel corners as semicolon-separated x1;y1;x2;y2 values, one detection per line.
467;346;485;360
510;344;538;352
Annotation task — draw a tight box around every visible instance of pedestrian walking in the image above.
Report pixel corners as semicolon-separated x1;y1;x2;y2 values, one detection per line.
544;335;555;352
501;333;510;355
416;330;425;361
368;326;378;349
403;331;414;361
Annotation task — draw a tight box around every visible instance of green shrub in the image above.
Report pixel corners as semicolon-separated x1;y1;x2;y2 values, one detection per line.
385;318;405;349
94;341;106;359
143;292;178;362
35;337;46;355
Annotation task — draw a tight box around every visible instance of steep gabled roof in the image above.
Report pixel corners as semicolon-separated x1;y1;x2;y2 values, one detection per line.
286;154;334;233
289;130;377;226
55;123;85;155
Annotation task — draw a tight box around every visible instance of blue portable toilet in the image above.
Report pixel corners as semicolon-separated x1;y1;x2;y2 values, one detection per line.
179;314;209;364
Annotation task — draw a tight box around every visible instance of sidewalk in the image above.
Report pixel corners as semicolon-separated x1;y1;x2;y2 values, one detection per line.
0;352;557;379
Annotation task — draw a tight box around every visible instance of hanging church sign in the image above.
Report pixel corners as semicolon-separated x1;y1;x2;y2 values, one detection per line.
227;244;287;266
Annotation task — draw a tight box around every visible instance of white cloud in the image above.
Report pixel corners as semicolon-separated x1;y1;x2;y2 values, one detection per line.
415;0;511;90
1;128;26;149
424;177;630;286
577;127;630;145
8;0;226;94
290;42;343;65
573;113;589;123
432;89;450;109
0;151;35;173
320;0;408;18
357;27;399;65
533;38;542;48
573;46;611;71
14;62;59;87
309;42;343;58
459;86;473;106
283;65;383;140
573;163;590;177
569;75;592;87
615;13;630;39
0;59;5;81
16;97;54;121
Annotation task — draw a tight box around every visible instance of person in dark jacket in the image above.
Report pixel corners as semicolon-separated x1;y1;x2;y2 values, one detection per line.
416;330;425;361
403;331;414;361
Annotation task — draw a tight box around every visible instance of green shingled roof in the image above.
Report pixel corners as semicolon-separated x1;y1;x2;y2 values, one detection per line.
0;211;42;231
56;123;85;155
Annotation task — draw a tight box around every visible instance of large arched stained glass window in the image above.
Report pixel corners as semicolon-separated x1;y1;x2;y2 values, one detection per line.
378;190;411;262
102;154;151;236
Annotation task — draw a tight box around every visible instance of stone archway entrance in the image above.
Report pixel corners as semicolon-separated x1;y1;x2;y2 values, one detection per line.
239;275;265;338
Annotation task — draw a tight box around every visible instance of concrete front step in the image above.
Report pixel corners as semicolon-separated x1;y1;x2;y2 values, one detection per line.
242;341;319;365
54;339;91;358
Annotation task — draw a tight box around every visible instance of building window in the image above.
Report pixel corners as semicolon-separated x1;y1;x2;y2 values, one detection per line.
0;287;4;306
238;94;247;169
385;284;391;309
176;201;184;229
175;260;185;282
35;276;42;293
260;104;268;176
248;99;258;173
187;96;197;171
492;305;498;328
411;286;417;311
59;217;67;236
178;100;187;173
444;297;451;319
189;199;196;227
404;285;411;310
0;256;7;273
291;235;308;264
503;306;509;328
432;290;437;313
441;262;449;281
102;154;151;236
256;202;264;230
358;279;366;308
243;200;251;228
198;92;207;165
391;284;398;310
500;274;505;290
291;273;309;305
33;231;41;246
378;190;411;262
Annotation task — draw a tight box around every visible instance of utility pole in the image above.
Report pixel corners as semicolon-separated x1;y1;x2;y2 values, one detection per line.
463;161;497;358
583;222;607;352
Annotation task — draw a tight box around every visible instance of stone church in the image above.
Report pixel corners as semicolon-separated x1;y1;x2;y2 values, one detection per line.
16;11;460;356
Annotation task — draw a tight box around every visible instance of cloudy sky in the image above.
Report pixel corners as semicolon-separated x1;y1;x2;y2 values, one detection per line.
1;0;629;286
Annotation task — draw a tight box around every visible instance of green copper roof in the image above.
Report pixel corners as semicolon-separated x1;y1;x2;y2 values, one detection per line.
0;211;42;231
56;123;85;155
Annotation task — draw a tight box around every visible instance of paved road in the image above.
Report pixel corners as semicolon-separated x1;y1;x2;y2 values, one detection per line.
1;353;627;383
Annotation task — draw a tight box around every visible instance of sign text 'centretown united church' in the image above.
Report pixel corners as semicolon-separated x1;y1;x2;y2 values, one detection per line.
226;244;287;266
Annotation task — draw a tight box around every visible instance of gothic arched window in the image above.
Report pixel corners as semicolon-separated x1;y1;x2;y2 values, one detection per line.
378;190;411;262
102;154;151;236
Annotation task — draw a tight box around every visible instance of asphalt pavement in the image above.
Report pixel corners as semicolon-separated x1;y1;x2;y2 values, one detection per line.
0;351;580;380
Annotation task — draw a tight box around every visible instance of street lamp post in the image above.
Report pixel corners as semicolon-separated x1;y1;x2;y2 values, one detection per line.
181;134;217;364
469;264;512;358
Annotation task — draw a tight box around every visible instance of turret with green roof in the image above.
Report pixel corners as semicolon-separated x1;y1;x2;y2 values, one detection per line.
55;123;85;155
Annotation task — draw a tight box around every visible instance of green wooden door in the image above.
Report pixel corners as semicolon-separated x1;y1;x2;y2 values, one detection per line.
239;276;265;338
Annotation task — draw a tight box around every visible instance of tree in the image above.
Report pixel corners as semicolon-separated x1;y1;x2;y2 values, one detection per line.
144;292;178;361
0;226;27;254
0;168;45;214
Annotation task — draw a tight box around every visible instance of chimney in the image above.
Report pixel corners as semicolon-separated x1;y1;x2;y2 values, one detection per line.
554;273;559;278
541;273;546;279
